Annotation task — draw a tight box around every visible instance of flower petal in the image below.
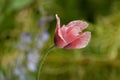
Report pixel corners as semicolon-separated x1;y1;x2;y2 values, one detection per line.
65;30;79;44
54;32;67;48
64;20;88;43
55;14;60;33
54;15;67;48
67;20;88;34
64;32;91;49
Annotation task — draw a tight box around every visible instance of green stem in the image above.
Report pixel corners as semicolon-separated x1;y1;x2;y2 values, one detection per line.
37;44;55;80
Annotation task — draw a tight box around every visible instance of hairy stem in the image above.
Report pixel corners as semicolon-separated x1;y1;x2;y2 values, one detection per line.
37;44;55;80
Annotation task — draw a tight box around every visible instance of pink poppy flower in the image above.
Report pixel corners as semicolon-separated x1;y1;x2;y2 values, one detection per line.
54;14;91;49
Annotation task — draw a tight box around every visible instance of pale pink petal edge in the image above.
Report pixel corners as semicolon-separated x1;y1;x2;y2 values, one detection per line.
66;20;89;32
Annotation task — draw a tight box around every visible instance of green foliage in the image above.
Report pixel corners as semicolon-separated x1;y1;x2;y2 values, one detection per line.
0;0;35;54
9;0;34;10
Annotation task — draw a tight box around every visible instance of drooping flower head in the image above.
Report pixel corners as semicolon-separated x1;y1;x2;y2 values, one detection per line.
54;14;91;49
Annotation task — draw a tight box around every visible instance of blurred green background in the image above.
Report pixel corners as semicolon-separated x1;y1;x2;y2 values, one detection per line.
0;0;120;80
